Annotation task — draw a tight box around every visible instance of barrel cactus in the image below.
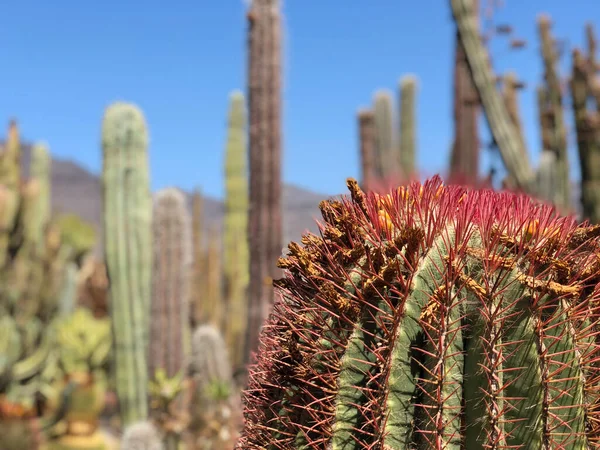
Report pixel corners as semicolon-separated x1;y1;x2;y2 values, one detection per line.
237;176;600;449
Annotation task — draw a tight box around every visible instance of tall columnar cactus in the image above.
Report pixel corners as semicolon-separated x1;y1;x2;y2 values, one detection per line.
502;73;527;159
537;15;571;213
0;120;22;269
500;73;529;190
238;176;600;448
223;91;250;369
30;143;51;250
150;188;191;381
245;0;284;367
203;226;223;329
398;75;417;179
536;150;558;204
451;0;535;192
449;0;479;182
373;90;396;181
190;188;204;327
357;109;376;192
148;188;191;449
101;102;152;426
571;49;600;223
10;143;54;323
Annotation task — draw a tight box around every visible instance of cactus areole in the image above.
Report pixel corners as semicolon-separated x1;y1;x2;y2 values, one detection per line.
237;176;600;449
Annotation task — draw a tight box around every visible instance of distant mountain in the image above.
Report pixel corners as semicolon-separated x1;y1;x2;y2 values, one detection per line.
15;142;329;254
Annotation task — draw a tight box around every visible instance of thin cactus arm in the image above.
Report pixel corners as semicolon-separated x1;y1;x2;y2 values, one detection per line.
450;0;535;192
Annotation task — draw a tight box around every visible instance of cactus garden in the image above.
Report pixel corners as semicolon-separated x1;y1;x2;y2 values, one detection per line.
1;0;599;449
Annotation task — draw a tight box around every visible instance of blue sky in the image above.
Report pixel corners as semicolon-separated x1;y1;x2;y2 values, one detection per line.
1;1;598;199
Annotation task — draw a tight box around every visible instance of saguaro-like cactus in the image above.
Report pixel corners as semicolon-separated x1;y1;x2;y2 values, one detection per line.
238;176;600;448
101;102;152;426
398;75;417;179
357;109;376;192
449;0;479;182
203;226;223;329
0;120;22;269
223;91;250;369
245;0;284;367
373;90;396;181
537;14;571;213
451;0;534;191
190;189;204;327
571;48;600;223
150;188;191;380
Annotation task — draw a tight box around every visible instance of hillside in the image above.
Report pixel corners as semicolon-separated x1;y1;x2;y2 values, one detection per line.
17;143;327;252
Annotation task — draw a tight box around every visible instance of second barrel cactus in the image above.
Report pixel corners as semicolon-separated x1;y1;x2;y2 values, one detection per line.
238;176;600;448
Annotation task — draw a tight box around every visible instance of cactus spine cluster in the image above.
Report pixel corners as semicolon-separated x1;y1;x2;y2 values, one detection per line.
101;102;153;426
245;0;284;366
223;91;250;369
238;176;600;448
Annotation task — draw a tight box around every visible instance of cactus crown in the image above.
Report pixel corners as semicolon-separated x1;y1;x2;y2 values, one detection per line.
238;176;600;449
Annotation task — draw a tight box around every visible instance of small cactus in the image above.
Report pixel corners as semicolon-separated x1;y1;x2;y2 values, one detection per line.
121;421;164;450
189;325;239;449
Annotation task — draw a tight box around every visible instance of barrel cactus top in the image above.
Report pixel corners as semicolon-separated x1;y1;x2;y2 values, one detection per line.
237;176;600;449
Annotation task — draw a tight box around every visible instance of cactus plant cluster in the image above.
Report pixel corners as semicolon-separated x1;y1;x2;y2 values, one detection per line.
358;77;418;191
571;24;600;224
238;176;600;448
0;121;99;449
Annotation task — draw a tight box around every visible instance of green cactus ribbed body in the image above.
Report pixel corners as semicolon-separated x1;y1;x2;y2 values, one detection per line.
30;143;51;251
357;109;376;192
238;176;600;449
398;76;417;179
373;90;396;181
571;47;600;224
150;187;191;380
204;226;223;328
537;15;571;213
223;91;250;369
0;121;22;270
451;0;534;192
101;102;152;426
190;189;204;327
